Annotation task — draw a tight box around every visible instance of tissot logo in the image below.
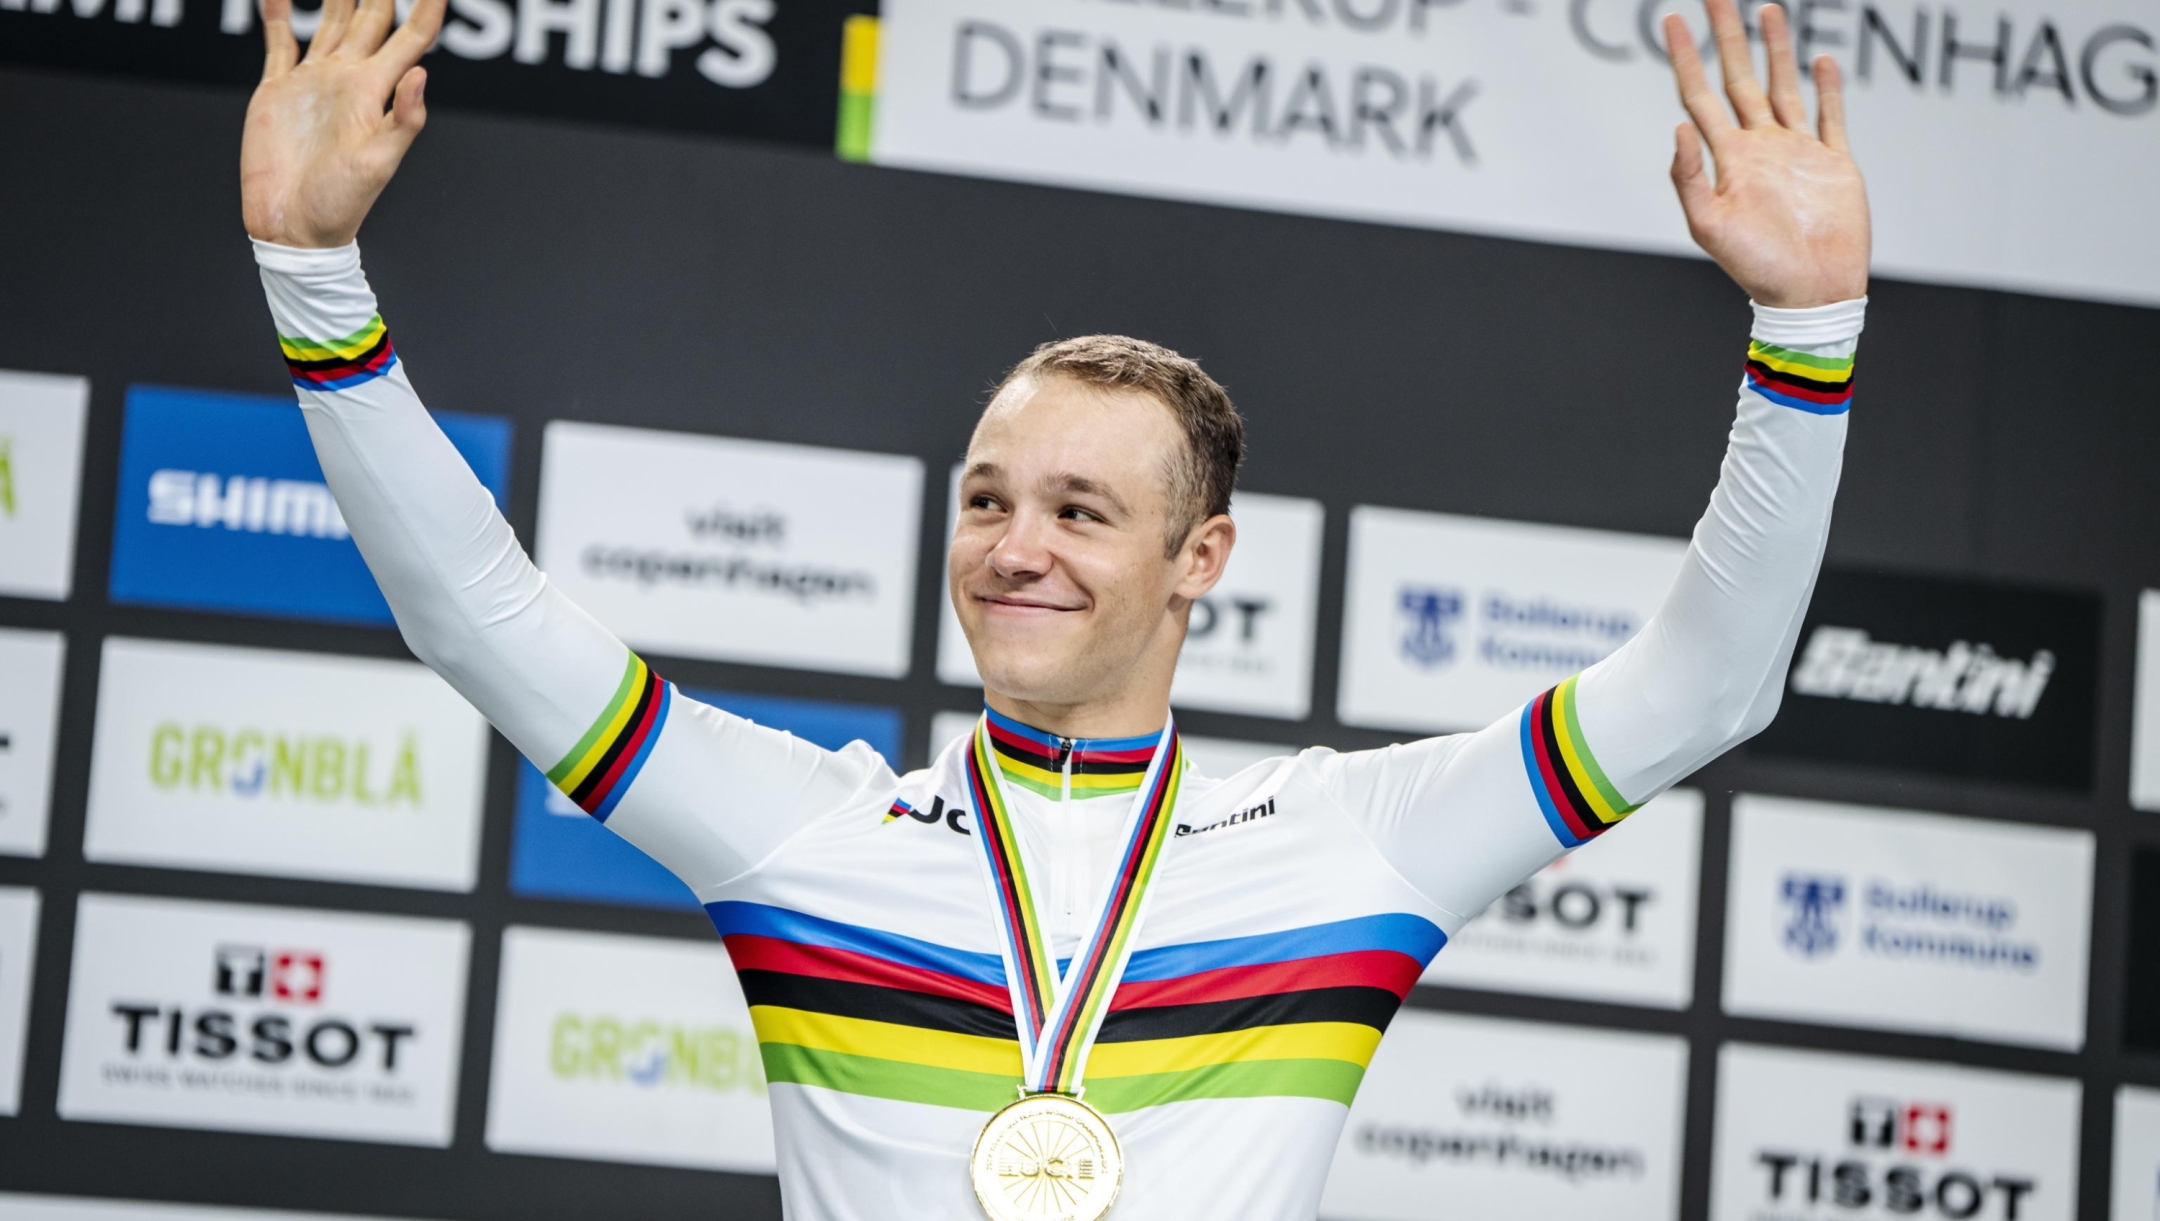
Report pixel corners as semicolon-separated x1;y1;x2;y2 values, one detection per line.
1714;1045;2077;1221
1751;568;2100;790
110;943;412;1074
58;894;468;1144
1851;1097;1953;1157
1753;1095;2038;1218
214;945;327;1004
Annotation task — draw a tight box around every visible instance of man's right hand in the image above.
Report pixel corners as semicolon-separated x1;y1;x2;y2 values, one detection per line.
241;0;447;248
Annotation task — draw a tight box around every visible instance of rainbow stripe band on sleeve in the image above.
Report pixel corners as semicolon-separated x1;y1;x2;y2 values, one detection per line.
547;652;673;822
280;315;399;391
1743;339;1854;415
1519;675;1640;849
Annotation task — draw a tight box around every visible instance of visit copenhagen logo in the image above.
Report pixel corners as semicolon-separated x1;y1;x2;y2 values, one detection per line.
1777;873;2038;971
147;721;423;809
579;502;877;604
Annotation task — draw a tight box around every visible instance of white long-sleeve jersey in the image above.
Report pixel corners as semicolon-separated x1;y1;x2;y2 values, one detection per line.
256;238;1860;1221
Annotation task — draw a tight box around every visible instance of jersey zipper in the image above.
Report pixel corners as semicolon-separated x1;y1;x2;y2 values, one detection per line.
1057;736;1074;802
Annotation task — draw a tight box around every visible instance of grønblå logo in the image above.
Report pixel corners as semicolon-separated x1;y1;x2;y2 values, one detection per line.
1399;587;1465;667
109;385;509;626
1781;873;1847;958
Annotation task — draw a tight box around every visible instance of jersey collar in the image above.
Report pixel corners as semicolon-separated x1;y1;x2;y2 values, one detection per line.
981;705;1165;802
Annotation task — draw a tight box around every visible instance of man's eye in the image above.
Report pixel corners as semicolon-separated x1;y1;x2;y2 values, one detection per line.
968;494;1001;511
1060;506;1099;522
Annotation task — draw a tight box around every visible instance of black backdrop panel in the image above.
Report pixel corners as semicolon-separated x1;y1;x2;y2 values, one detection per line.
1750;567;2104;791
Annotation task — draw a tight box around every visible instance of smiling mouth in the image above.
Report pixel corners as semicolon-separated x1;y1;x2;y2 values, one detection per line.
977;594;1084;614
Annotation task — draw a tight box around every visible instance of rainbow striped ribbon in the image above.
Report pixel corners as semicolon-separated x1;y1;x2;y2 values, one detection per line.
965;714;1184;1097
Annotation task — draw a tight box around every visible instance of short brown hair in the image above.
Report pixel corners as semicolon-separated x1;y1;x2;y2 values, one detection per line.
995;335;1244;554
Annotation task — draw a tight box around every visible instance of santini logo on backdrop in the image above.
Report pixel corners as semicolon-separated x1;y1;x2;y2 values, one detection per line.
1750;568;2100;790
1789;626;2054;719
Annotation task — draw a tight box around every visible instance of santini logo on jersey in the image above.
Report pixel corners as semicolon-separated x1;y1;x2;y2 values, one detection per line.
1175;797;1276;838
1788;626;2054;719
146;469;350;539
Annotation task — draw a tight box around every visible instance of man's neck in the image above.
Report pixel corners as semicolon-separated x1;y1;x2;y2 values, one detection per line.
980;705;1165;802
982;689;1170;742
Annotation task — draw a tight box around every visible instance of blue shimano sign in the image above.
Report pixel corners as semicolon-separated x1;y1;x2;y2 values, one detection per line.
509;688;903;910
109;385;511;625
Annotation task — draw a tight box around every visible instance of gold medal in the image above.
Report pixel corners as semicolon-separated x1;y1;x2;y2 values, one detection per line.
970;1092;1123;1221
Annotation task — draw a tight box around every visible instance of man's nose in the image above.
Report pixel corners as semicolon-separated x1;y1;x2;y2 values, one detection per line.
987;512;1054;579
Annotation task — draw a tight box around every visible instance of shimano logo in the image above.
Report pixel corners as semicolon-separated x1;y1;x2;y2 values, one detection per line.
147;469;350;539
1789;626;2054;719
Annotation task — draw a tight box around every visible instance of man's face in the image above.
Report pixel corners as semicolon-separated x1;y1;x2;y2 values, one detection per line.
951;374;1224;709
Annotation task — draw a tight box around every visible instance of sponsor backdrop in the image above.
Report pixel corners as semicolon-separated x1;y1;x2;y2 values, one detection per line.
0;370;89;602
1711;1043;2083;1221
1;48;2157;1221
1321;1009;1689;1221
867;0;2160;307
0;628;66;859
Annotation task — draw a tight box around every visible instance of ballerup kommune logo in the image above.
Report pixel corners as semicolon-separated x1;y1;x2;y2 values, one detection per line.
1778;874;2037;972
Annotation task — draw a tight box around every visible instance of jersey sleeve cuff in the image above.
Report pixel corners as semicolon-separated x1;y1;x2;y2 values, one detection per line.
253;239;398;391
1748;297;1867;347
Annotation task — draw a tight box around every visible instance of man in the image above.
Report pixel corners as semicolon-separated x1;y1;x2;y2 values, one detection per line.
238;0;1867;1213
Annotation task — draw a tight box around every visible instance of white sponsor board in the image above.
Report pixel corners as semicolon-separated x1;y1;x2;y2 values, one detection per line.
1711;1043;2081;1221
870;0;2160;308
1321;1010;1687;1221
939;477;1325;721
0;370;89;601
57;893;469;1145
2134;591;2160;812
0;628;65;858
0;887;40;1116
0;1196;427;1221
1338;506;1685;733
83;638;490;892
537;421;923;677
1422;788;1699;1009
1723;794;2094;1050
486;925;773;1172
928;708;1293;778
2113;1086;2160;1221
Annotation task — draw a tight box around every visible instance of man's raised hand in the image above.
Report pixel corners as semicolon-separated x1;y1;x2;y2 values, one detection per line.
241;0;447;248
1665;0;1870;309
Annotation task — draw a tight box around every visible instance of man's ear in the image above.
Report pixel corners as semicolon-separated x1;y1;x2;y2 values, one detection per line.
1173;514;1237;600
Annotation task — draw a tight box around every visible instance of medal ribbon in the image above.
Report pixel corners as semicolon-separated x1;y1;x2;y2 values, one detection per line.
965;714;1184;1096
